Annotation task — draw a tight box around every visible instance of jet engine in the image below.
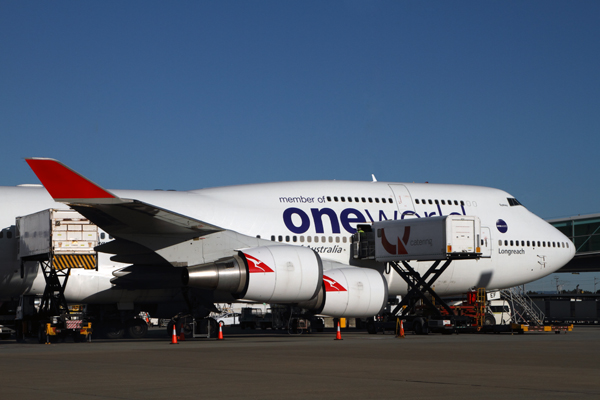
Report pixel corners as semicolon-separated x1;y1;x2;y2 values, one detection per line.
299;265;388;318
183;245;322;303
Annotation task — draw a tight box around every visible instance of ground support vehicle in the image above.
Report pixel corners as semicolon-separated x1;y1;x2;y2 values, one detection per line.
14;209;101;343
0;325;15;339
357;217;491;335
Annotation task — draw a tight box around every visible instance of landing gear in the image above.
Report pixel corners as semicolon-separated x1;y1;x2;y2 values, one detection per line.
126;319;148;339
104;321;125;339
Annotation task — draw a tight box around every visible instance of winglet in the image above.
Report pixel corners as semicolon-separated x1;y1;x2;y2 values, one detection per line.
26;158;119;203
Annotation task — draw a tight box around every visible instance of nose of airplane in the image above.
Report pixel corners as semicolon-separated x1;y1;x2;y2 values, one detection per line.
553;235;576;273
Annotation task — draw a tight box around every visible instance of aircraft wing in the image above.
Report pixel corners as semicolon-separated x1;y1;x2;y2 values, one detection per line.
26;158;224;255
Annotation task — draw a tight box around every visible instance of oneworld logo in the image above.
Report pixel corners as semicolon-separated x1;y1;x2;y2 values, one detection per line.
496;219;508;234
381;227;411;255
283;204;466;234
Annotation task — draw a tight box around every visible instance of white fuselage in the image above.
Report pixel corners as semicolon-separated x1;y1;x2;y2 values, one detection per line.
0;181;575;303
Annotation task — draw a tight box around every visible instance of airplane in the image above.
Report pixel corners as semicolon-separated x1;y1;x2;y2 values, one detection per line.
0;158;575;338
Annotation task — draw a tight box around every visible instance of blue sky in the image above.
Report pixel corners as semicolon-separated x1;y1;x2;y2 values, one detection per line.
1;2;599;291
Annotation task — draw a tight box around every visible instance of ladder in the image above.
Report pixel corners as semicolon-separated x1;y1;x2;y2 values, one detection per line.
501;286;545;326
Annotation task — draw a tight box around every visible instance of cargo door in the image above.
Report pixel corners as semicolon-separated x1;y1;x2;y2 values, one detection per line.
388;184;414;215
480;226;492;258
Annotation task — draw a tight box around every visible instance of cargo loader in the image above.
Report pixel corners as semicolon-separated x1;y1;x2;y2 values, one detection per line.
15;209;96;343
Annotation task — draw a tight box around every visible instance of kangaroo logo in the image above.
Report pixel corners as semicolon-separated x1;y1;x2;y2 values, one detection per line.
381;226;411;255
323;275;347;292
244;253;275;273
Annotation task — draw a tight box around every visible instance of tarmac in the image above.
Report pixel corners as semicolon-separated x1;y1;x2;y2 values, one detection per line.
1;326;599;399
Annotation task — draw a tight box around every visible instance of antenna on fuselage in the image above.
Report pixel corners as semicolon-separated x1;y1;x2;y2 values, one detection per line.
371;174;377;182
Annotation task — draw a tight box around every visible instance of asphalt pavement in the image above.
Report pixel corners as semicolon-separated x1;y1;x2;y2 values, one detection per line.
1;326;599;399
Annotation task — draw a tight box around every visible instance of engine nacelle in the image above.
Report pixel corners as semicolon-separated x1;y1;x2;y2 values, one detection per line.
300;266;388;318
183;245;322;303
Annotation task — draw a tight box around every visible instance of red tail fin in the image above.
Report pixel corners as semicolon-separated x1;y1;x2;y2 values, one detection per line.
26;158;117;202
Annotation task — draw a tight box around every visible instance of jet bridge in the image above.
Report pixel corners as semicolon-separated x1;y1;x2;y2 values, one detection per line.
354;216;483;333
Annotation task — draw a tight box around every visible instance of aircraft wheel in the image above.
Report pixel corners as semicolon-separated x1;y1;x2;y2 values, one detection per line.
126;319;148;339
104;321;125;339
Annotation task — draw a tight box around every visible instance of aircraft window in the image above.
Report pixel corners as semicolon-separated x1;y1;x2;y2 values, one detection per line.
341;197;345;202
355;197;359;202
566;242;569;248
271;235;275;241
415;199;420;204
460;201;465;206
389;198;393;203
277;235;282;242
441;200;445;205
327;196;331;202
527;241;530;247
336;236;340;243
293;236;297;242
342;237;347;243
256;235;261;239
510;240;513;246
334;197;338;202
498;240;502;246
348;197;352;202
368;198;373;203
542;242;546;247
504;240;508;246
286;236;290;242
375;198;379;203
427;200;432;205
453;200;458;205
435;200;439;205
300;236;304;243
361;197;366;202
329;236;333;243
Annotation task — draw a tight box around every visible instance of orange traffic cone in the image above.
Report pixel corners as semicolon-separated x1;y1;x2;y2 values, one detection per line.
334;321;343;340
399;319;405;338
170;324;178;344
217;322;224;340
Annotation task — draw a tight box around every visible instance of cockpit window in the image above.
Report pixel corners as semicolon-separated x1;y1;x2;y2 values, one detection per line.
508;198;523;207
